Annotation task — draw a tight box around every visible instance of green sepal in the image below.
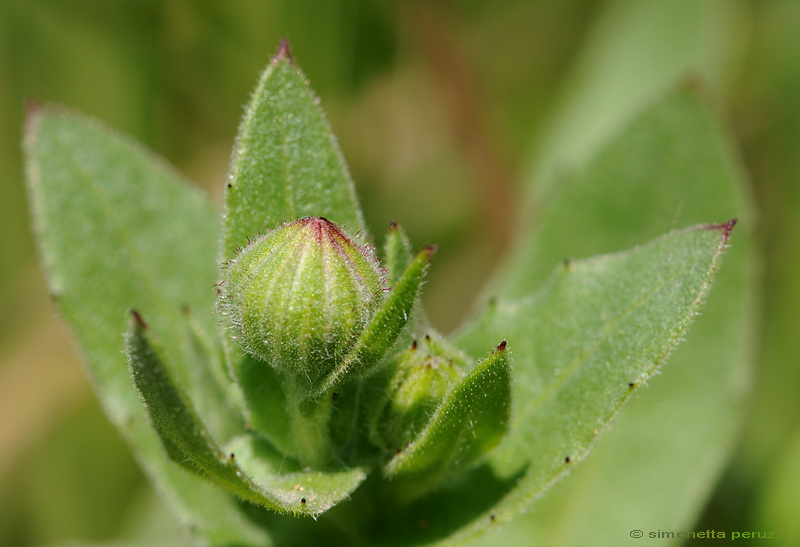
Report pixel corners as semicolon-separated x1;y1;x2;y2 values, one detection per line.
311;246;436;398
127;312;366;517
383;343;511;495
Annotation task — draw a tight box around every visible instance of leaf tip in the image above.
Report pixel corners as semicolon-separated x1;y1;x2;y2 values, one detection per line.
423;244;438;257
24;99;44;143
495;340;508;353
131;309;147;330
25;97;42;116
273;37;294;64
705;218;738;241
389;220;399;231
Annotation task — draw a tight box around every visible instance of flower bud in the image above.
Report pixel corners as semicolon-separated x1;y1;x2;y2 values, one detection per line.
374;335;465;451
219;217;384;383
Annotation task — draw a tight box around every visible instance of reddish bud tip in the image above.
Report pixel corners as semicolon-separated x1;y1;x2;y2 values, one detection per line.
389;221;399;231
496;340;507;352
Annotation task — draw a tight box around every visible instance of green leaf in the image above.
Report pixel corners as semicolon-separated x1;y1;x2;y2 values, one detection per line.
127;313;366;517
524;0;744;205
756;427;800;543
233;353;295;457
480;88;754;546
182;306;246;446
223;39;366;259
25;106;272;545
441;223;734;545
382;222;414;285
384;343;510;495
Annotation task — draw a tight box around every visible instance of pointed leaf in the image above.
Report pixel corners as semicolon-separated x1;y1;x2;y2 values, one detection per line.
384;344;510;490
478;89;754;546
429;224;734;545
128;313;366;517
223;40;365;258
382;222;414;285
25;106;270;544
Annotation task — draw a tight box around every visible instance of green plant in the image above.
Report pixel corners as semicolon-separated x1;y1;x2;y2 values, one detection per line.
24;40;750;546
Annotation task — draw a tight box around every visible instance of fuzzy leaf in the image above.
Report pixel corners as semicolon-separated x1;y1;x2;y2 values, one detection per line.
377;223;733;546
127;313;366;517
475;88;754;546
223;39;365;258
25;106;273;544
382;222;414;285
384;344;510;491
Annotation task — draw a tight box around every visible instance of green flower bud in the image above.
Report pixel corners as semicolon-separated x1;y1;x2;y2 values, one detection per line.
375;334;467;451
219;217;384;384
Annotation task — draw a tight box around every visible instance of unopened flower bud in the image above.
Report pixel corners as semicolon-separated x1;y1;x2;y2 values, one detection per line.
219;217;384;383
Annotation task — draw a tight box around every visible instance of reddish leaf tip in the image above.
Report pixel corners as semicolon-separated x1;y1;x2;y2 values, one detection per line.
273;37;293;63
131;309;147;330
25;98;41;116
706;218;738;241
389;221;399;231
24;99;44;139
496;340;508;352
423;244;438;256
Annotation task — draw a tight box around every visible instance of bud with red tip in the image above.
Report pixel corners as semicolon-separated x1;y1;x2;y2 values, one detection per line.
219;217;384;385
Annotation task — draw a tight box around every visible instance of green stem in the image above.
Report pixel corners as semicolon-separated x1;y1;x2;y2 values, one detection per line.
280;372;334;467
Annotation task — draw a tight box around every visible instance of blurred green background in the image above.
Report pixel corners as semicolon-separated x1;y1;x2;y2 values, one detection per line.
1;0;798;545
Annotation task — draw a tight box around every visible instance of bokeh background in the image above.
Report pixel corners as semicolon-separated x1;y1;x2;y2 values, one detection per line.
0;0;798;545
